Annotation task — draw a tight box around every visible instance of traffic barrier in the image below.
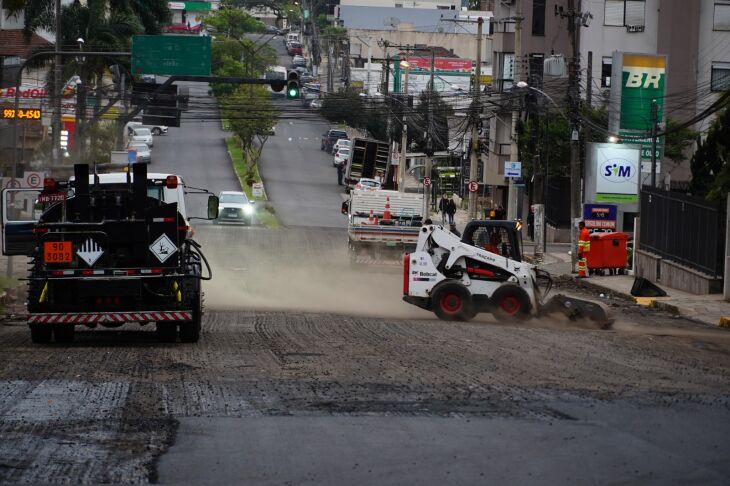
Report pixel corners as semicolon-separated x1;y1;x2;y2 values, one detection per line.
577;258;587;278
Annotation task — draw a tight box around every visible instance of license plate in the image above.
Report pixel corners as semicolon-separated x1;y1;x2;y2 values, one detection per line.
44;241;73;263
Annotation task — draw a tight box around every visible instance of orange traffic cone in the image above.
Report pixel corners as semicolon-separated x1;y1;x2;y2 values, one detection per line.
368;209;374;223
383;197;391;221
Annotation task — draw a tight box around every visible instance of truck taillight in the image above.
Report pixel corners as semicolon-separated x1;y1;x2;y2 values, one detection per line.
165;175;178;189
43;178;56;192
403;253;410;295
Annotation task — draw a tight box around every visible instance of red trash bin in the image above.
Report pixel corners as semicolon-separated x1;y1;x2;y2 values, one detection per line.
586;232;629;271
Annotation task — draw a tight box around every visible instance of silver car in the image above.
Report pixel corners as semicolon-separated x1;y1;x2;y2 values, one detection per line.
216;191;255;224
129;127;154;147
126;142;151;163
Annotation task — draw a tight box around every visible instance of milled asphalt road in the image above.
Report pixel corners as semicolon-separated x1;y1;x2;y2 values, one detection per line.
100;38;730;486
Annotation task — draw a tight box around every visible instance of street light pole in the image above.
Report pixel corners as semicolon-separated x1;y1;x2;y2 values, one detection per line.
467;17;483;221
398;46;410;193
52;0;63;166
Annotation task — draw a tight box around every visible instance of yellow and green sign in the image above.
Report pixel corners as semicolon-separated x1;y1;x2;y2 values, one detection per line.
610;53;667;164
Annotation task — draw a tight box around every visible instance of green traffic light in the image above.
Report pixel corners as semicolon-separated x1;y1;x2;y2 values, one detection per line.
288;88;299;98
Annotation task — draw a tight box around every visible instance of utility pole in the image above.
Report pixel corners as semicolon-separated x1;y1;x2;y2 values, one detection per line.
650;99;658;187
424;48;435;218
398;46;410;193
507;0;522;222
468;18;483;220
558;0;585;273
52;0;62;166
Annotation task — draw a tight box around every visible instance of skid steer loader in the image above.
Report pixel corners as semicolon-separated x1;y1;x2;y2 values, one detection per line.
402;221;613;328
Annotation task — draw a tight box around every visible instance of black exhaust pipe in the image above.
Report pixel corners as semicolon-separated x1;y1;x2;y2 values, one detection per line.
73;163;90;221
132;162;148;216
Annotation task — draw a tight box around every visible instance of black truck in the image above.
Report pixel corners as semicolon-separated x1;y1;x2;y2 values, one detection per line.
1;163;218;344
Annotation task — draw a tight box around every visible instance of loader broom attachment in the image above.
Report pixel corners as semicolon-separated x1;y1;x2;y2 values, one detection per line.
540;294;614;329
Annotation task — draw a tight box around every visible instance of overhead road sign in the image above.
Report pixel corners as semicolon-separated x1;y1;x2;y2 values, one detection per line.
132;35;211;76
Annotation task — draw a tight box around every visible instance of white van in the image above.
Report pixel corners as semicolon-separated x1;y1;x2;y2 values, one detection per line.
286;32;300;44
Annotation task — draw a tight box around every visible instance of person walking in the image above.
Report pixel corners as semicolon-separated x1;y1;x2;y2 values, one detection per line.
577;221;591;278
446;196;457;225
438;194;449;225
336;159;345;186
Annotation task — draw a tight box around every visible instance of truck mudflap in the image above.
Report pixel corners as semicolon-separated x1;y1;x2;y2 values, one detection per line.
27;310;193;324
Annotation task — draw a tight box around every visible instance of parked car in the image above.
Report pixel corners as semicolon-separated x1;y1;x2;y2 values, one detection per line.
128;127;153;147
332;138;351;154
321;129;349;153
126;142;151;164
354;178;382;191
291;55;306;67
309;98;322;109
216;191;255;225
333;147;350;167
293;66;309;75
128;120;168;136
287;42;303;56
265;25;278;34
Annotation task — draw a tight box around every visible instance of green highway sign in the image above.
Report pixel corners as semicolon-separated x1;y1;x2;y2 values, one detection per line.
132;35;211;76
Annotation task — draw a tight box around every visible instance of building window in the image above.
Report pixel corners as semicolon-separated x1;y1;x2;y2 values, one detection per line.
604;0;645;27
714;3;730;31
532;0;546;36
601;56;612;87
711;62;730;91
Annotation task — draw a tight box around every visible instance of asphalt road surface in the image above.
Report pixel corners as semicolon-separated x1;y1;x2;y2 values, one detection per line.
1;38;729;485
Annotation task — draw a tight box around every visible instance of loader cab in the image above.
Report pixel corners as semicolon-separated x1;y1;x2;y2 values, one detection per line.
461;220;523;262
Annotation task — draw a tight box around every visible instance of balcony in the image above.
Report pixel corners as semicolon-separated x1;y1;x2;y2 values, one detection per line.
491;19;515;53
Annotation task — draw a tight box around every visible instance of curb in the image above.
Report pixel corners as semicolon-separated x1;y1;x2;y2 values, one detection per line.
223;139;269;201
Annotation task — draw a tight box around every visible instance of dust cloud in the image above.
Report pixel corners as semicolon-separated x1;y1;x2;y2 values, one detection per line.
198;226;435;319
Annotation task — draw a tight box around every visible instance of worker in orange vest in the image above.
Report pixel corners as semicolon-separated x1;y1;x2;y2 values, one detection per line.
577;221;590;277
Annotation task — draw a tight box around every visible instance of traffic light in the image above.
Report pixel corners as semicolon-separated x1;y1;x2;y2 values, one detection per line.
286;70;300;99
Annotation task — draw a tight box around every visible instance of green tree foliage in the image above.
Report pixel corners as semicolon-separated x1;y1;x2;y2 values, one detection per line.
224;0;292;22
210;37;277;96
320;88;365;128
409;90;453;153
219;85;278;172
663;118;698;163
203;7;265;37
690;102;730;202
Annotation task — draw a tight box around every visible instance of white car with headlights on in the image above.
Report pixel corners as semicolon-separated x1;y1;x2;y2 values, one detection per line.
216;191;255;224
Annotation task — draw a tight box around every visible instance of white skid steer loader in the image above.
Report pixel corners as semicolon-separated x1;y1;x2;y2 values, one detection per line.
402;221;613;327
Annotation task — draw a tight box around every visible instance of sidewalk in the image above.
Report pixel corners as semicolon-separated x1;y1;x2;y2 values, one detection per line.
444;207;730;328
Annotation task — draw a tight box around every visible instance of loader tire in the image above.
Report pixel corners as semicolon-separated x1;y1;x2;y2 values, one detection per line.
432;282;472;322
156;322;177;343
53;324;75;343
491;285;531;321
29;324;52;344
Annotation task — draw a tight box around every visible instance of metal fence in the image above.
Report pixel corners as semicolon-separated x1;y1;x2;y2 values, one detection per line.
640;187;726;277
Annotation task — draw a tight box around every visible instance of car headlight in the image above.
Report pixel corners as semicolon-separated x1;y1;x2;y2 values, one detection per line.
243;204;254;215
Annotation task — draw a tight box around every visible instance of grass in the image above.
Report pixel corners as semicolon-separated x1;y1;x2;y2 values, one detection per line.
225;137;281;228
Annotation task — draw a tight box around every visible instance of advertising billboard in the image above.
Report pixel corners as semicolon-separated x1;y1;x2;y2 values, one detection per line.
608;52;667;174
585;143;641;205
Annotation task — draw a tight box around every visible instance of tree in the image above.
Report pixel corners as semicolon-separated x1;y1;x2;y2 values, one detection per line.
690;101;730;201
320;88;365;128
203;7;265;37
219;85;278;176
224;0;292;24
210;37;277;96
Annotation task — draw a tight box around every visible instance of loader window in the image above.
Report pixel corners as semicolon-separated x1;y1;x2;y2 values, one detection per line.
468;226;517;259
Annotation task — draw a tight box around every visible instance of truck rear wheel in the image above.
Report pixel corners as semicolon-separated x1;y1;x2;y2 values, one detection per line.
29;324;52;344
156;322;177;343
491;285;531;321
432;282;472;322
179;292;202;343
53;325;75;343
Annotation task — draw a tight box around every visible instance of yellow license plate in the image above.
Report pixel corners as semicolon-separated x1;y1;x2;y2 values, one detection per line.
44;241;73;263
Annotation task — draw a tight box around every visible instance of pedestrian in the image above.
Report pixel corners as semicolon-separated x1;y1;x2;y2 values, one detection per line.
449;223;461;237
577;221;591;278
336;159;345;186
446;196;456;225
438;194;448;225
496;204;505;220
